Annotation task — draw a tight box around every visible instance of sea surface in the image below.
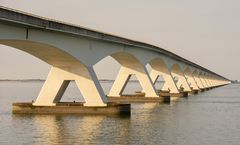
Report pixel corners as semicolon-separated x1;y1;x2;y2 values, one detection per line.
0;81;240;145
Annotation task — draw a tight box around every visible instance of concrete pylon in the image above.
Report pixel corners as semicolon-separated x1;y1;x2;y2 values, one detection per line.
33;66;107;106
108;52;158;98
184;68;199;90
108;66;158;97
192;72;204;89
203;74;210;88
199;74;208;88
150;69;179;94
205;75;211;87
171;64;192;92
209;76;217;87
148;58;179;94
212;78;218;87
209;78;215;87
205;75;213;87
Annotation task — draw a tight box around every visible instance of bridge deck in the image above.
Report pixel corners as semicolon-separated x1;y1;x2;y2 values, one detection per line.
0;6;228;80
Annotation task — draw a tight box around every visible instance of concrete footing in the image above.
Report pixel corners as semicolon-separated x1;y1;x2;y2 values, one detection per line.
12;102;131;116
188;90;199;95
159;92;185;98
181;92;189;97
108;95;170;103
200;89;206;92
135;90;189;98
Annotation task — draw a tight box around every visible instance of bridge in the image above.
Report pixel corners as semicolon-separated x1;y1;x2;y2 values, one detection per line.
0;7;230;115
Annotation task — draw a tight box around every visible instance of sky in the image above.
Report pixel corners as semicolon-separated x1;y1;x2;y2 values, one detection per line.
0;0;240;80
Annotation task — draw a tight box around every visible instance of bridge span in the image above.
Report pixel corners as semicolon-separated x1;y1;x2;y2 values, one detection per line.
0;7;230;115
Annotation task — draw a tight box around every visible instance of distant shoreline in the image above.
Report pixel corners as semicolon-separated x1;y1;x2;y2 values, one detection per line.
0;79;45;82
0;79;115;82
0;79;165;83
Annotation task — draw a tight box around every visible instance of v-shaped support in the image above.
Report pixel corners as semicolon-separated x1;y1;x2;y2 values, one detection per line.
108;66;158;97
33;66;107;106
150;69;179;93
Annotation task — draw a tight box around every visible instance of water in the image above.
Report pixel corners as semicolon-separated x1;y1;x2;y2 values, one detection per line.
0;81;240;145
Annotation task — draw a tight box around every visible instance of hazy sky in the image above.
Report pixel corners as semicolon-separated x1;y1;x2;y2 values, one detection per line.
0;0;240;80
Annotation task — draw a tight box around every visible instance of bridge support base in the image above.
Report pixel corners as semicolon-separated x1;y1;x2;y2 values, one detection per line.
188;90;199;95
12;102;130;116
159;91;189;98
200;89;206;92
181;92;189;97
108;95;170;103
131;90;193;102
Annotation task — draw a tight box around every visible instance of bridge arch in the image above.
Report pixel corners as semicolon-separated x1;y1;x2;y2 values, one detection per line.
106;52;158;97
184;67;199;90
110;52;143;69
147;57;179;93
202;72;211;88
0;39;107;106
192;70;204;89
198;71;208;88
0;40;83;68
170;63;191;92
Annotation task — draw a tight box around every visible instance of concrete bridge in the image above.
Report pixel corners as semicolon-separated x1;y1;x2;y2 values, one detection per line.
0;7;230;114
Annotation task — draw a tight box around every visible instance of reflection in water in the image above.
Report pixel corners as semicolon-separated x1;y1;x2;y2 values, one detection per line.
131;103;161;144
31;115;107;144
11;114;131;144
1;82;240;144
131;103;178;144
33;115;61;144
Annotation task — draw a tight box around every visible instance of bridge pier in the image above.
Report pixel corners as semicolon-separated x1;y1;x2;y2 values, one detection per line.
33;66;107;107
13;66;131;115
148;58;180;94
171;64;192;94
150;68;179;94
193;72;205;90
184;68;200;92
108;66;158;98
199;73;209;89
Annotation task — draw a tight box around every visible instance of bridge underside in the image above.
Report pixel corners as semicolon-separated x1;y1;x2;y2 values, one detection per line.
0;39;229;114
